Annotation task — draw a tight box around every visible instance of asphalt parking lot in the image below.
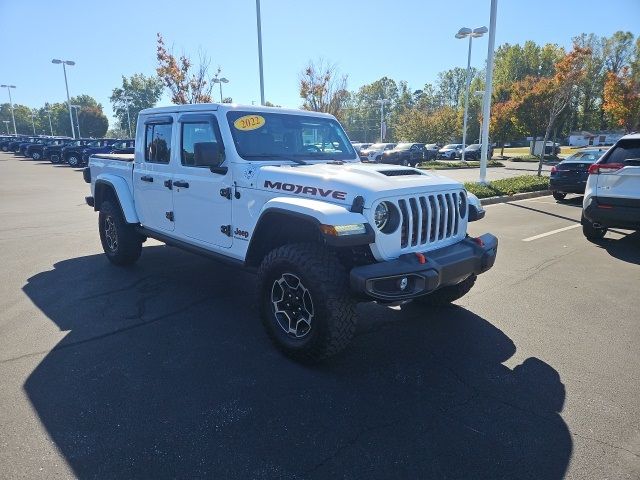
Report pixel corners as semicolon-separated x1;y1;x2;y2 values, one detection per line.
0;152;638;479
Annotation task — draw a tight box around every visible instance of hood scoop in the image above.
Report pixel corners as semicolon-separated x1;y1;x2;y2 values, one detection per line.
378;169;424;177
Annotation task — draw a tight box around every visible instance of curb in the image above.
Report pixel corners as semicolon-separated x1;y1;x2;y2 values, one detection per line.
419;165;505;171
480;189;552;206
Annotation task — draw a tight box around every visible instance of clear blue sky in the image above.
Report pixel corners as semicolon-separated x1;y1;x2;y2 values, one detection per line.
1;0;638;126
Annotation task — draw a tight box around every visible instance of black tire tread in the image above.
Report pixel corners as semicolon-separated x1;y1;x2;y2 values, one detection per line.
257;243;356;362
99;200;142;266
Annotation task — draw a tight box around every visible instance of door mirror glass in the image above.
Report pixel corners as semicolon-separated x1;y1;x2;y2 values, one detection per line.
194;142;223;167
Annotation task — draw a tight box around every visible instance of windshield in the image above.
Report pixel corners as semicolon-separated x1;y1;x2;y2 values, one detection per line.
467;144;481;149
227;111;356;161
443;144;458;149
395;143;413;150
369;143;387;149
87;140;101;147
566;151;601;162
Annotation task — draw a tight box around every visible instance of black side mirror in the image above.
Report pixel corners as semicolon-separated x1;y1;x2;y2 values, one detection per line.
194;141;224;168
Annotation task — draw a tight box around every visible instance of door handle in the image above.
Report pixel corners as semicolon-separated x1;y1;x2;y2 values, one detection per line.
173;180;189;188
164;179;173;190
141;175;154;183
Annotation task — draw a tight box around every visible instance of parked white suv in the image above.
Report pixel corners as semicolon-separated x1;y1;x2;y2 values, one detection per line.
84;104;497;361
582;133;640;240
360;142;396;162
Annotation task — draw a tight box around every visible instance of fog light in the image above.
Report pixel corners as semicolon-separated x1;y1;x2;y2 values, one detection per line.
398;277;408;291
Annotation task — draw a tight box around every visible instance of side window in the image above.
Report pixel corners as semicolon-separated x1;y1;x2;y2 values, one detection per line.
181;121;220;167
145;123;172;164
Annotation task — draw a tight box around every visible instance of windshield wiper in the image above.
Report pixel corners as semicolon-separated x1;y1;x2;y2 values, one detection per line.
243;154;307;165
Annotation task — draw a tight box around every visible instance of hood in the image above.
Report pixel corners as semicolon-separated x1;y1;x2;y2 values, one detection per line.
253;162;463;208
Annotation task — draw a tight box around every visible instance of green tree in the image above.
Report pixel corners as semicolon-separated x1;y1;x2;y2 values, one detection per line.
603;31;635;74
493;41;563;89
110;73;163;136
78;106;109;137
436;67;477;108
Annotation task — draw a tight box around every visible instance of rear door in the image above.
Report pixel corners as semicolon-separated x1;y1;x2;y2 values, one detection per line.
596;139;640;201
171;114;232;248
133;116;175;232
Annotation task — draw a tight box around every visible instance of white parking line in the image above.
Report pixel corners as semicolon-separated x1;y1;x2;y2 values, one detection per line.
522;224;581;242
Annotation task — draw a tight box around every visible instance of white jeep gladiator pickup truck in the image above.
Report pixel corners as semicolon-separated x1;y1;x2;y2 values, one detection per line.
84;103;498;361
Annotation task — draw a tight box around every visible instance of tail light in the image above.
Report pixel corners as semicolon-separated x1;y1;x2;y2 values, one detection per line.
588;163;624;174
551;166;558;173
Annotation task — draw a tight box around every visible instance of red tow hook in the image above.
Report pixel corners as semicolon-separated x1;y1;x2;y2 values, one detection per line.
415;252;427;264
473;237;485;247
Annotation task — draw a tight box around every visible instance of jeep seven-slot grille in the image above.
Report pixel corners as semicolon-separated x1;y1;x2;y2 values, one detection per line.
397;192;464;249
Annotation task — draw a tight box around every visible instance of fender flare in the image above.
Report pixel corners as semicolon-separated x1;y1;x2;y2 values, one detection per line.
259;196;369;227
94;174;139;223
244;197;373;267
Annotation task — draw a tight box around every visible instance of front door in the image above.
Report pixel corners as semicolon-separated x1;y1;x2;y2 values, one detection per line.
172;116;232;248
133;119;175;232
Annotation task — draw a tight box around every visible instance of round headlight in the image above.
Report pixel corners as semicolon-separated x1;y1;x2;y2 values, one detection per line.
374;202;390;230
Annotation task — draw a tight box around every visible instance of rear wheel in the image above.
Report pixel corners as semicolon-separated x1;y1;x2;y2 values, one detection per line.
414;275;477;306
31;151;41;160
552;191;567;201
401;159;409;166
257;243;356;362
99;200;142;265
582;214;607;241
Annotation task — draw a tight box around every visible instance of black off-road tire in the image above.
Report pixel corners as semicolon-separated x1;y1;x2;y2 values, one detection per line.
415;274;477;306
582;214;607;241
552;191;567;201
257;243;356;362
67;154;80;167
99;200;142;266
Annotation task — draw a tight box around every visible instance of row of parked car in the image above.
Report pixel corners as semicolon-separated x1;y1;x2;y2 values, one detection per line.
0;135;134;167
351;142;495;166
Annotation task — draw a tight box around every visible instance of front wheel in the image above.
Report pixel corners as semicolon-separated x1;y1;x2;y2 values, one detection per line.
414;275;477;306
67;155;80;167
257;243;356;362
31;151;41;160
552;191;567;201
582;214;607;241
401;159;409;166
99;200;143;266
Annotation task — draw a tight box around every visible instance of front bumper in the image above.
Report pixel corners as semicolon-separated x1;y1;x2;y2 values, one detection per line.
350;234;498;301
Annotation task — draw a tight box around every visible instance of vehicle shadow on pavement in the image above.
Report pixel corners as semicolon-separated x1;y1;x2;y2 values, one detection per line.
594;231;640;265
22;246;572;479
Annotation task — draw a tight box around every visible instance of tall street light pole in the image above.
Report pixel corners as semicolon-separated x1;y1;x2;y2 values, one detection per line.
455;26;487;161
71;105;81;138
255;0;265;105
1;84;17;135
479;0;498;184
30;109;36;135
120;95;133;138
375;97;390;141
212;77;229;102
52;59;76;139
45;104;54;136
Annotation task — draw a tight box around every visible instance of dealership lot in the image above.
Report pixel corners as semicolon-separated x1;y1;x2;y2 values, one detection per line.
0;153;638;479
